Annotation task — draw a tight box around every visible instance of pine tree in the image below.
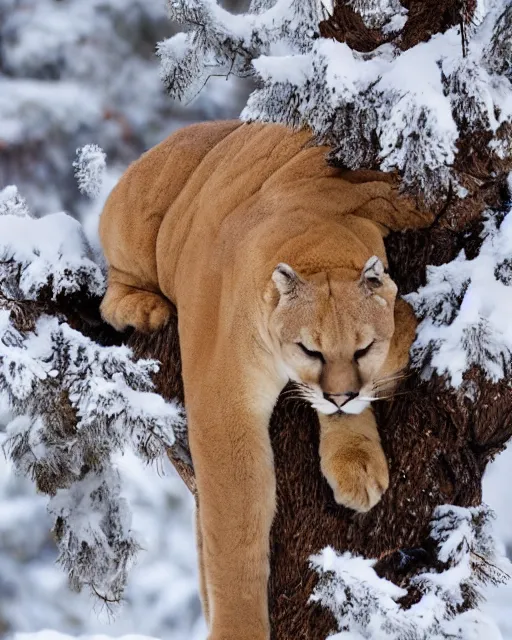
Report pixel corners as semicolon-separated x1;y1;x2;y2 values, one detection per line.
3;1;512;638
132;0;512;635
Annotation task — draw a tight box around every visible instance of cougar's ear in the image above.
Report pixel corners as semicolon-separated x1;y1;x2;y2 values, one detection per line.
272;263;304;297
360;256;386;292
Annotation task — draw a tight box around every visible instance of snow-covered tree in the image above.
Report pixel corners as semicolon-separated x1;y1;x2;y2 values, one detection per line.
2;0;512;639
156;1;512;635
158;0;512;205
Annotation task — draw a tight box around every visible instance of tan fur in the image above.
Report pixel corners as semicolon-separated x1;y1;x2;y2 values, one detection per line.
99;121;432;640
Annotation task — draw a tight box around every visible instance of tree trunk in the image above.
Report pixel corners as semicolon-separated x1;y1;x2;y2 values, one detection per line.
127;3;512;635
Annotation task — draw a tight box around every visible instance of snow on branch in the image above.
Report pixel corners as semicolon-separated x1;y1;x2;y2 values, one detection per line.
0;188;184;602
311;505;510;640
73;144;107;199
244;1;512;204
245;36;461;200
159;0;512;204
0;186;104;301
157;0;322;102
347;0;407;30
0;185;30;218
406;176;512;387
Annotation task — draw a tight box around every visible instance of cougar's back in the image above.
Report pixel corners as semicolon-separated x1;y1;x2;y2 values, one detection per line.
99;120;243;295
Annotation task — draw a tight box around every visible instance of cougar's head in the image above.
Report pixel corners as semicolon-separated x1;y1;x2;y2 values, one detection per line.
268;257;398;415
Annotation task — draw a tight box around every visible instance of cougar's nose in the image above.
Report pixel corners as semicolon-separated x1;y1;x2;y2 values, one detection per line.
323;391;358;408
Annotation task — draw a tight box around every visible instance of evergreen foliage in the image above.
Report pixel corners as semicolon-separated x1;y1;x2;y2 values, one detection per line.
0;188;182;602
311;505;510;639
159;0;512;204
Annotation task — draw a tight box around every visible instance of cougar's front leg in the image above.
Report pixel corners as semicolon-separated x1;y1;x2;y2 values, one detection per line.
186;382;277;640
318;409;389;512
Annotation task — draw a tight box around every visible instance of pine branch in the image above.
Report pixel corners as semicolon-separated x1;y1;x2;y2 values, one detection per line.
0;189;184;603
158;0;322;101
485;2;512;78
158;0;512;206
310;506;510;639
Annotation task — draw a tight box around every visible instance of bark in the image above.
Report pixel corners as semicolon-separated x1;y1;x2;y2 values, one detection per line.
319;0;478;53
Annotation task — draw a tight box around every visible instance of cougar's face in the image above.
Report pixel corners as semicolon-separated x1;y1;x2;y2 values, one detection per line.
268;258;398;415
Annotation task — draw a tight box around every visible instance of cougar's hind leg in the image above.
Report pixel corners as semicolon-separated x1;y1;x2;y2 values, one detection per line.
100;267;172;333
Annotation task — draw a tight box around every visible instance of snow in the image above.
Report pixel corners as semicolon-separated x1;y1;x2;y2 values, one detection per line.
73;146;107;200
1;310;181;460
382;11;408;35
252;52;311;84
311;546;406;600
0;305;184;602
407;189;512;387
0;186;31;218
347;0;407;30
311;505;510;639
0;206;105;301
241;0;512;202
0;183;184;605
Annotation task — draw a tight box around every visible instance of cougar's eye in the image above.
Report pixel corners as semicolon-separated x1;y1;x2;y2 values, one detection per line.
354;341;375;361
297;343;325;364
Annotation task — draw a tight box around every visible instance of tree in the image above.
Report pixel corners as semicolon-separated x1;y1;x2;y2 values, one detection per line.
2;0;512;638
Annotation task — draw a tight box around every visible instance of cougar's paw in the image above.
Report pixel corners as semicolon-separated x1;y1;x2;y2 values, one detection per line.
321;444;389;512
100;286;172;333
131;293;172;333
